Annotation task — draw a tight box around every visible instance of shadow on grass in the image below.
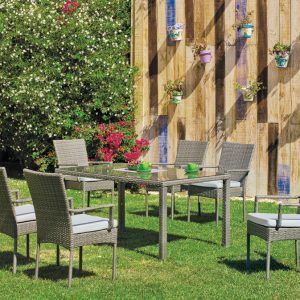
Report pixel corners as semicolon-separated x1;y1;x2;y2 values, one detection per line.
0;251;34;270
174;213;221;224
130;205;179;218
118;227;218;258
24;265;95;281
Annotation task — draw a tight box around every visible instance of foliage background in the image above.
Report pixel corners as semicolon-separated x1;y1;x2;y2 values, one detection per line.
0;0;135;167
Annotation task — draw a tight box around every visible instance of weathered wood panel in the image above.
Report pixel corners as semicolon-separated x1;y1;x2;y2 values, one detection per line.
133;0;300;196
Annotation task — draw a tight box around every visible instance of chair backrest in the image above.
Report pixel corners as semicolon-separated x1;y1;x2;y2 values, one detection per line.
174;140;208;167
219;142;254;182
53;139;89;167
24;169;72;246
0;167;17;236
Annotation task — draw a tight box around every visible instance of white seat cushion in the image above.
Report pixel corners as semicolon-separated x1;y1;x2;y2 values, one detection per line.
191;180;241;189
72;214;118;234
15;204;36;223
248;213;300;228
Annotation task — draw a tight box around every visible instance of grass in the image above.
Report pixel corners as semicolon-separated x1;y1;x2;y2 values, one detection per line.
0;178;299;299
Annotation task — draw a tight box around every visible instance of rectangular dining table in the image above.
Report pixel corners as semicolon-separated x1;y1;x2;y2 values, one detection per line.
56;163;231;260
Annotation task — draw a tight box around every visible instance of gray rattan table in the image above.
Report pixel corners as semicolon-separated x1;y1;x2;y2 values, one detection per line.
57;164;231;260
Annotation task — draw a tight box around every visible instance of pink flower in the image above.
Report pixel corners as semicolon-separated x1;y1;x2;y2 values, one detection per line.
62;0;79;15
106;132;123;148
97;134;104;141
98;123;106;131
124;151;140;162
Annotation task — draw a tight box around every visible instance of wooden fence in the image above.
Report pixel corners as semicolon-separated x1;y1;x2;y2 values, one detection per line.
132;0;300;196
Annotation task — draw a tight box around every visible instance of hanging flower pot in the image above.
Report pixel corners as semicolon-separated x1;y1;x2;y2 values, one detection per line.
168;23;184;42
172;92;183;104
192;41;212;64
164;79;184;105
234;80;264;102
241;23;254;38
199;50;212;64
270;42;291;69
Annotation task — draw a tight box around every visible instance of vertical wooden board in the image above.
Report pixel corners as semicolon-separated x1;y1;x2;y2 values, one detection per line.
133;0;145;137
224;0;236;141
290;0;300;194
235;0;248;121
158;115;168;163
185;0;194;44
268;123;279;194
256;0;268;124
204;0;216;166
215;0;226;159
166;0;177;163
157;0;168;115
277;0;291;195
267;0;280;123
257;123;268;194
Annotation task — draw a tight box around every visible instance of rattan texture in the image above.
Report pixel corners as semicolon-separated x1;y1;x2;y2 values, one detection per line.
145;140;209;219
53;139;114;207
24;169;118;287
186;142;254;223
0;167;36;273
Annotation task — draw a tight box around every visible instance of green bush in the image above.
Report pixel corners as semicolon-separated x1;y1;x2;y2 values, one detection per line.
0;0;135;166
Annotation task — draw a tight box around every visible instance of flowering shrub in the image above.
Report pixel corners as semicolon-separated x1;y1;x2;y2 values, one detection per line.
0;0;136;166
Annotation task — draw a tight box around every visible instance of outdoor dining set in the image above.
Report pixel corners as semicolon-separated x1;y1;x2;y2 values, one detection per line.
0;139;299;287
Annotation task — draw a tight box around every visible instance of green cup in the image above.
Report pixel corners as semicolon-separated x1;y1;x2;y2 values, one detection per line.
137;161;152;172
185;163;199;173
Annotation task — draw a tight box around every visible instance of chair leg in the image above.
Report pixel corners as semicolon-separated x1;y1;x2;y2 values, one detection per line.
197;195;201;216
266;241;271;279
35;242;40;279
56;245;60;266
82;189;85;208
295;240;299;269
26;234;30;259
246;233;250;268
79;246;83;271
111;188;114;204
243;190;246;222
145;190;149;217
13;238;17;274
68;249;74;288
171;190;175;220
187;194;191;222
215;197;219;226
87;191;91;207
112;243;117;281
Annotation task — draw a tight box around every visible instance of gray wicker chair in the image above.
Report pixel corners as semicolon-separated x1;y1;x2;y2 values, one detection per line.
24;169;117;288
147;140;208;219
185;142;254;223
54;139;114;207
0;167;36;273
247;195;300;279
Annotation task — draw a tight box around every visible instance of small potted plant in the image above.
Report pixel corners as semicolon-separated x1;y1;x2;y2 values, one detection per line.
234;80;264;102
236;11;254;39
167;23;184;42
164;79;184;104
270;42;291;68
192;41;212;64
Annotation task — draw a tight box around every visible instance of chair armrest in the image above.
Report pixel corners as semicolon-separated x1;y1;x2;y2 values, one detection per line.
69;204;115;229
12;198;32;204
254;195;300;212
277;202;300;228
68;197;74;209
11;189;21;200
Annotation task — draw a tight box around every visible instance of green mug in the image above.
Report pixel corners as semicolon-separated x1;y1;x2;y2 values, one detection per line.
185;163;199;173
137;161;152;172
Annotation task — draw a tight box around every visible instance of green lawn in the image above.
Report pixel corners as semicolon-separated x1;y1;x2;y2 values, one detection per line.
0;178;299;299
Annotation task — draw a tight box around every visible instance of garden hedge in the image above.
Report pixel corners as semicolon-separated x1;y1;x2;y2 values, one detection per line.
0;0;135;167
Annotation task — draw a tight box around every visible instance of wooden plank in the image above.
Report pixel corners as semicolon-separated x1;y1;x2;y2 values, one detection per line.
185;0;194;44
257;123;268;194
224;0;236;141
268;123;279;194
277;0;291;195
290;0;300;194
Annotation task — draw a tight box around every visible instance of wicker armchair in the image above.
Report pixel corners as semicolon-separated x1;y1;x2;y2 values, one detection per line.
147;140;208;219
184;142;254;223
54;139;114;207
247;195;300;279
0;167;36;273
24;169;117;288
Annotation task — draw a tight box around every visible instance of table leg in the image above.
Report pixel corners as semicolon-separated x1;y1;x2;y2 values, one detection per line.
118;182;126;232
222;178;230;247
159;186;168;260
